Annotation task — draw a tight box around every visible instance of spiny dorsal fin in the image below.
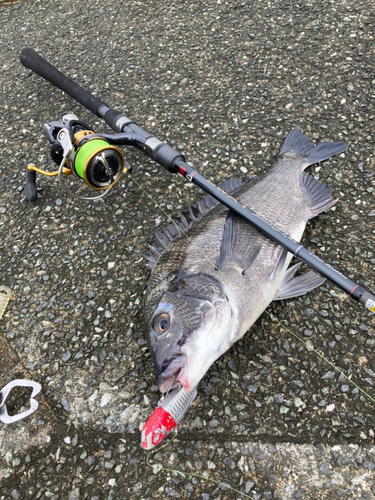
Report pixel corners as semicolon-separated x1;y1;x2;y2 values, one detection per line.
142;177;250;269
154;230;170;249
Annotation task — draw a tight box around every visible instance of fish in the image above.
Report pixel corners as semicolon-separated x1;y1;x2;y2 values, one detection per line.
142;128;347;397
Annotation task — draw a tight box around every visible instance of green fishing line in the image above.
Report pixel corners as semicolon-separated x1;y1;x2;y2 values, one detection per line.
131;171;374;498
145;431;254;500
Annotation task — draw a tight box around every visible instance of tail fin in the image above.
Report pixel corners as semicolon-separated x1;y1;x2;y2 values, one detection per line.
280;128;347;167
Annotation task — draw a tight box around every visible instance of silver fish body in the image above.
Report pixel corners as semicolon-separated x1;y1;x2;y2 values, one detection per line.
143;129;347;395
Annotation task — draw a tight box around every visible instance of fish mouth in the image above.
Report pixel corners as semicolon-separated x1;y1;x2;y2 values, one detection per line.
158;355;186;393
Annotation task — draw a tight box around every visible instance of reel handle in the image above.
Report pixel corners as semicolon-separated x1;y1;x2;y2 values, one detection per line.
20;48;107;117
24;166;38;202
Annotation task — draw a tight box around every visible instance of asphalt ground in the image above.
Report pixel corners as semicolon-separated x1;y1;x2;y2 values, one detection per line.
0;0;374;498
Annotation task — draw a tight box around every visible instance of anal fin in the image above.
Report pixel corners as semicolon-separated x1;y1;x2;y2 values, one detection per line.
275;263;325;300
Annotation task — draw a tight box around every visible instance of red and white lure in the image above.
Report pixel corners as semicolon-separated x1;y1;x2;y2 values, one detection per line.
141;384;197;450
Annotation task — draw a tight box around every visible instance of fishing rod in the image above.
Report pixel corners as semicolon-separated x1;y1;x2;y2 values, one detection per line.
20;48;375;314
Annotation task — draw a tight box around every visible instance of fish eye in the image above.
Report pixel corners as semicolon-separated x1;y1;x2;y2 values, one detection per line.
153;313;170;334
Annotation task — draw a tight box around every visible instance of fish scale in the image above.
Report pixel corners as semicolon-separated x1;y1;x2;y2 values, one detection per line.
142;128;347;447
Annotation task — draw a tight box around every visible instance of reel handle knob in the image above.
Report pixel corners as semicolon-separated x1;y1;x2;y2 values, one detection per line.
24;165;38;201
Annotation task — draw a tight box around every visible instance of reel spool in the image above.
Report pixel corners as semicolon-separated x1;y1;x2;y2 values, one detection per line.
24;114;130;201
68;129;125;190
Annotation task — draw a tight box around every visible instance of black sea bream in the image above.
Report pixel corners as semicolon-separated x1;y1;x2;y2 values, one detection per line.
143;129;347;396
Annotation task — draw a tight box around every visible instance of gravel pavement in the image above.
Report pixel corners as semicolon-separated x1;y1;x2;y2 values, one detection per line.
0;0;375;498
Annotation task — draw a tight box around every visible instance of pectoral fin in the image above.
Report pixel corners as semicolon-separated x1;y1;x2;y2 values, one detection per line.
217;211;261;272
275;263;325;300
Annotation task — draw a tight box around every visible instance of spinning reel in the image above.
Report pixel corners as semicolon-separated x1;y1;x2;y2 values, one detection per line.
25;114;131;201
20;48;375;313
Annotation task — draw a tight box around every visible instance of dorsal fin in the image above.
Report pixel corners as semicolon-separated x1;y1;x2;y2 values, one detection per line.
142;177;251;269
300;172;338;219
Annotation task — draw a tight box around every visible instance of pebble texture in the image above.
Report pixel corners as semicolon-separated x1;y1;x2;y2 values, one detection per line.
0;0;374;498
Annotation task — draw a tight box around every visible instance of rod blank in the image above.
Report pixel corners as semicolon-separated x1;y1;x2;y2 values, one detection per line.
20;48;375;313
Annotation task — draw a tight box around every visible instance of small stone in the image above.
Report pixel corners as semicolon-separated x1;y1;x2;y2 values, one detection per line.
218;482;231;491
133;482;142;493
61;397;70;412
62;351;72;362
223;457;236;468
68;487;80;499
292;491;302;499
55;199;62;206
321;371;335;380
274;394;284;403
305;340;314;351
363;461;375;470
101;394;111;407
245;481;255;493
319;464;331;476
86;456;95;466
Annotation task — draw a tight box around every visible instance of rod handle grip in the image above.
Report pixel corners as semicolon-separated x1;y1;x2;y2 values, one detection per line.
20;48;106;117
